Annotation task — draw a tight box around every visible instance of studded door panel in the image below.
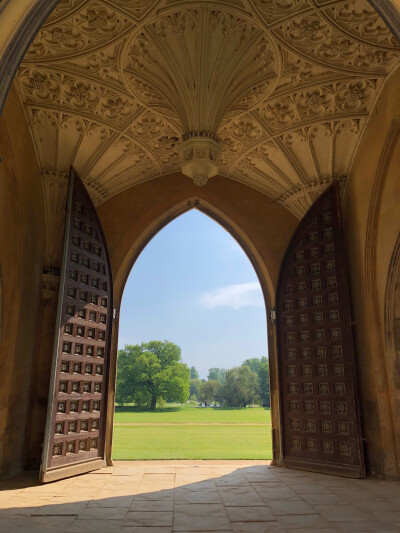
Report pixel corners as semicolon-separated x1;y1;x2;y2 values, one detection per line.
40;169;113;482
276;186;365;478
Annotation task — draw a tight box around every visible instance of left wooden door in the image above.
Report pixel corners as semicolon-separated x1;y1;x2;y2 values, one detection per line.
40;168;113;483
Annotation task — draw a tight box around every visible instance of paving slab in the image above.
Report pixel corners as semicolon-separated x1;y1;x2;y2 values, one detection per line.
125;510;173;527
20;515;77;532
299;492;341;505
130;499;174;511
174;503;231;531
218;485;266;507
175;489;222;504
225;506;275;522
312;503;374;522
267;499;317;516
276;513;331;529
87;495;134;508
252;484;301;501
77;506;129;520
66;518;126;532
232;522;284;532
133;489;175;501
0;517;30;533
122;528;172;533
32;501;88;516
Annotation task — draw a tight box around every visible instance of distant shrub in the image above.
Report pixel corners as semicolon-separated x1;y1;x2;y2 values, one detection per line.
189;394;197;403
157;397;166;408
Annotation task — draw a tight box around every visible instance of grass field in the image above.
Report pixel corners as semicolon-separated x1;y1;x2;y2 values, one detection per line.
114;404;271;424
112;405;273;460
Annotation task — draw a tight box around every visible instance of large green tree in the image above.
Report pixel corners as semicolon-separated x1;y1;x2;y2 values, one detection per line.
223;365;260;407
116;341;190;409
207;368;227;384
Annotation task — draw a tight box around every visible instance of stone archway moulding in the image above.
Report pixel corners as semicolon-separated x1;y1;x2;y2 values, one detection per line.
0;0;60;116
103;196;282;466
372;0;400;42
113;197;275;307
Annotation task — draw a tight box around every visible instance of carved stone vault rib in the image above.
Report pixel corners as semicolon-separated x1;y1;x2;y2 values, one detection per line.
15;0;400;217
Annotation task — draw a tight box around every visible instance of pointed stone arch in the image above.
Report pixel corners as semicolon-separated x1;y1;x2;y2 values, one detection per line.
103;192;282;466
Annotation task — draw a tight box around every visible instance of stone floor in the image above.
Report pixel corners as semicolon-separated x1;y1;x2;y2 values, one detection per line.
1;461;400;532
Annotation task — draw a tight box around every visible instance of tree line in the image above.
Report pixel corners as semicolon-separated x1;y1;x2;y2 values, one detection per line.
189;357;270;408
116;340;270;409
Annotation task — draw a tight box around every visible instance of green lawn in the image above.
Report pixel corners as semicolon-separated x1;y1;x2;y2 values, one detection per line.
112;426;272;460
112;405;273;460
114;404;271;424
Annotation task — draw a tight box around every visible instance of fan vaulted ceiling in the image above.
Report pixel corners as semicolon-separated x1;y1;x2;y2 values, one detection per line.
16;0;400;217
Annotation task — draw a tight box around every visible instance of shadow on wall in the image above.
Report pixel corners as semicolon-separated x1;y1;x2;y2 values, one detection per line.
1;464;400;531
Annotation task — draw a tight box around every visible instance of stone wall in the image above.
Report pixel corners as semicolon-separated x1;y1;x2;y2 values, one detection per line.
0;85;46;477
342;65;400;478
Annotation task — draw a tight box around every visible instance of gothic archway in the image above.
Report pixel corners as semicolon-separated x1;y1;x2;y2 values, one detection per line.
104;196;280;466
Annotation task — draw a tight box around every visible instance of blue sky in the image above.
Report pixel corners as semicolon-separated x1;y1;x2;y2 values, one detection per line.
118;209;268;379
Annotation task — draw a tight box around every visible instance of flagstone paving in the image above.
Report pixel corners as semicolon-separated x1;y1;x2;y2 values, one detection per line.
0;461;399;532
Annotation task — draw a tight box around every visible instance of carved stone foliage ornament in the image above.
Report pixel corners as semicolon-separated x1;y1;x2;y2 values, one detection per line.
15;0;400;216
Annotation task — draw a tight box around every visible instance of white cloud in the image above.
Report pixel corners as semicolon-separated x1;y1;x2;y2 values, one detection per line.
199;282;264;311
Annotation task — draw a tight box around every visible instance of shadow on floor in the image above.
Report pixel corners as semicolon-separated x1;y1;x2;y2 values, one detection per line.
0;462;400;532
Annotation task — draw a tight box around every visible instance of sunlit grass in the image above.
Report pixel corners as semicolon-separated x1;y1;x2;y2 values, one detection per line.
112;425;272;460
114;404;271;424
112;405;273;459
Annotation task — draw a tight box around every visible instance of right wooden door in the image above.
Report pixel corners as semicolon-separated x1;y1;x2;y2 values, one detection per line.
276;186;365;478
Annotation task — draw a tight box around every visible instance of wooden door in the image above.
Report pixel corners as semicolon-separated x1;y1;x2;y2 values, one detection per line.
40;168;113;483
276;186;365;478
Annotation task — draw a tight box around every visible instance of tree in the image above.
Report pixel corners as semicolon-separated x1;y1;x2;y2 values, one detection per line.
190;366;199;379
223;366;260;407
189;378;202;398
243;357;270;407
215;382;227;406
207;368;227;384
257;357;270;407
199;380;220;406
115;344;141;406
116;341;190;409
243;358;263;374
